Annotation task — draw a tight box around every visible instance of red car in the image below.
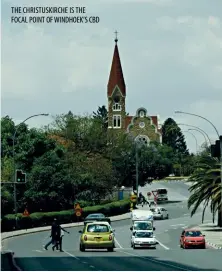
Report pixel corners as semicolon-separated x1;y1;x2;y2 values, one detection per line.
180;229;206;249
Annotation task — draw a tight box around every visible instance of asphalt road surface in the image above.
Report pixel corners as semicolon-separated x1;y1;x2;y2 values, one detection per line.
3;181;222;271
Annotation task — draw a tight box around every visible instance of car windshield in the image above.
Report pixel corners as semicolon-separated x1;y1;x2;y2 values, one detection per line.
134;222;152;230
135;232;153;238
157;189;167;194
185;231;202;237
87;224;109;233
86;214;105;219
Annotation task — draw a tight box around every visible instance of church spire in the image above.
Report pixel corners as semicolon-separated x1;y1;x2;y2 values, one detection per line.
107;31;126;97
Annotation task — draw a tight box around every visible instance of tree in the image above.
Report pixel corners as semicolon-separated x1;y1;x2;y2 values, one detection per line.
187;154;221;226
162;118;189;155
93;105;108;130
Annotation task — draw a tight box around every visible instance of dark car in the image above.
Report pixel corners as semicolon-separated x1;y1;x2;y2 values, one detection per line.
84;213;111;225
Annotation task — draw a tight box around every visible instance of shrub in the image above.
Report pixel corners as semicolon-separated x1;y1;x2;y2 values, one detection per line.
1;200;130;232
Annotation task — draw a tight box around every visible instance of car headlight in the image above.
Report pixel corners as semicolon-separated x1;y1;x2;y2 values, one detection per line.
185;239;191;242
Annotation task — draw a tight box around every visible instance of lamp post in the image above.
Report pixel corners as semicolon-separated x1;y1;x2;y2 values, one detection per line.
134;137;147;198
178;123;211;145
183;130;198;154
13;113;49;226
187;129;208;147
175;110;222;227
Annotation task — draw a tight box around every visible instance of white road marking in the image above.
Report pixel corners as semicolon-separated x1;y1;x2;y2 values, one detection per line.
114;237;123;248
115;247;132;250
155;239;170;250
183;213;190;216
164;230;168;232
63;249;80;260
118;250;189;271
82;261;88;264
33;250;43;253
170;224;185;227
89;265;95;268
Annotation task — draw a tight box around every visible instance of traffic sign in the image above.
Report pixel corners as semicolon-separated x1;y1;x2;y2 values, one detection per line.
74;202;82;217
130;194;137;203
23;208;29;216
76;211;81;217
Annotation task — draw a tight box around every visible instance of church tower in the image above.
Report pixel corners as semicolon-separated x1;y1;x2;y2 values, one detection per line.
107;32;126;130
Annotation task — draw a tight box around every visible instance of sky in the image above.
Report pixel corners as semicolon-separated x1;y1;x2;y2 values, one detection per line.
2;0;222;153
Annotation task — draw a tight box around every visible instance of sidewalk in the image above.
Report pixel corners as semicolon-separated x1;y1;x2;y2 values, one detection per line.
192;223;222;249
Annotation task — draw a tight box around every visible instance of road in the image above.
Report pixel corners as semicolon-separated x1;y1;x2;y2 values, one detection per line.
3;181;222;271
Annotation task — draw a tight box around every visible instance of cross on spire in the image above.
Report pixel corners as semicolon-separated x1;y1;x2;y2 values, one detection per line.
114;30;118;43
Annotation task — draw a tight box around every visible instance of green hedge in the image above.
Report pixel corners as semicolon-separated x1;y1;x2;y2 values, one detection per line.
1;200;130;232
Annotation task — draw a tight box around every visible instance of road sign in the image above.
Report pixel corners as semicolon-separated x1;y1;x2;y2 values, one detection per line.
130;194;137;203
23;208;29;216
76;211;81;217
74;202;82;217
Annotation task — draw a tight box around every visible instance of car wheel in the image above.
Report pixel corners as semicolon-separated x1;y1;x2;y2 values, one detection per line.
161;215;164;220
133;244;136;249
107;247;114;252
202;244;206;249
166;214;169;219
80;244;85;252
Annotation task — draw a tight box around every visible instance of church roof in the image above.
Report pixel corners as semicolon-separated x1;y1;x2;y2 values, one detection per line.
107;39;126;97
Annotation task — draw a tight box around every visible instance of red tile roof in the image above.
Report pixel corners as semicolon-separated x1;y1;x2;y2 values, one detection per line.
107;43;126;97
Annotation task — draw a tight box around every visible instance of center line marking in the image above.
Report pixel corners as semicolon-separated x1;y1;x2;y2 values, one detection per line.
63;249;80;260
155;239;170;250
114;237;123;248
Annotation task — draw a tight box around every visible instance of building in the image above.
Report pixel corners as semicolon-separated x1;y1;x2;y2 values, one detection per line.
107;36;162;145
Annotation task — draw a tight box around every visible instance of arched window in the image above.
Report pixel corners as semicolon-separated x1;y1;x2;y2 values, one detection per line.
135;135;150;146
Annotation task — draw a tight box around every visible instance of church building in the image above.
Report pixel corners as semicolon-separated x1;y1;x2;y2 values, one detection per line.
107;35;162;145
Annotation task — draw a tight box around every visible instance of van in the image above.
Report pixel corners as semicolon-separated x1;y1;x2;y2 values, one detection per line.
156;188;168;201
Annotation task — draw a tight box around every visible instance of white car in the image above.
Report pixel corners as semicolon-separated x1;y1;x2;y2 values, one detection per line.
131;231;157;249
150;207;169;220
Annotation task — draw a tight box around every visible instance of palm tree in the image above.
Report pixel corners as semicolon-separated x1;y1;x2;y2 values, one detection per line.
187;152;222;227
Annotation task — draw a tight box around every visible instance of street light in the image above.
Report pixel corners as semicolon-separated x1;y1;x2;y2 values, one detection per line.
178;123;211;145
13;113;49;225
175;110;222;226
134;136;148;198
183;130;198;153
187;129;208;147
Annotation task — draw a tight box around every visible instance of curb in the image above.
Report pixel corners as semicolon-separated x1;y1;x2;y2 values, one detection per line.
1;213;131;241
206;241;222;250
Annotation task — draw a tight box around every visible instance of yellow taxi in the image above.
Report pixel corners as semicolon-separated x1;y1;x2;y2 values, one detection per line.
79;221;115;252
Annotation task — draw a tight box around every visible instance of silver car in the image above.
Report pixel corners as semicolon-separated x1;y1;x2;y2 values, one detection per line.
150;207;169;220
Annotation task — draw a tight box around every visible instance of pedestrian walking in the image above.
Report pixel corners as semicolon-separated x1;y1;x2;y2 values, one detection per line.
52;225;69;252
44;218;59;250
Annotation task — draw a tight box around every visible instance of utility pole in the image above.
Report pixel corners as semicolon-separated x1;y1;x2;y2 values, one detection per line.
135;143;139;198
